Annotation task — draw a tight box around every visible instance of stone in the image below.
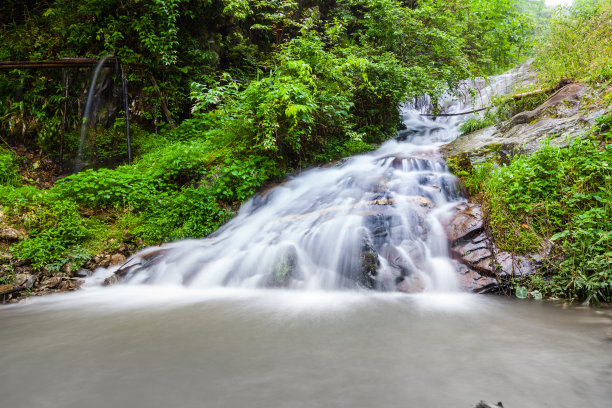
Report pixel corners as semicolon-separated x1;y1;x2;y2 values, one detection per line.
110;254;127;266
453;261;498;294
0;227;21;242
446;203;484;243
442;82;608;164
474;401;504;408
39;276;62;290
99;255;112;267
61;261;72;275
103;274;119;286
15;273;36;289
74;269;90;278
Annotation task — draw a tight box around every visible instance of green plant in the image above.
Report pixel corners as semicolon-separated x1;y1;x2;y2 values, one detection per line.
534;1;612;84
0;147;19;186
465;118;612;304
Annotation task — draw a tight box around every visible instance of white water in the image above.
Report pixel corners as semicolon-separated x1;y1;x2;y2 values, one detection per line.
115;63;536;293
75;54;113;172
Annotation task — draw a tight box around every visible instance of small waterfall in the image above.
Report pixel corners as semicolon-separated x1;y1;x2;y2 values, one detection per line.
112;65;535;293
75;54;113;172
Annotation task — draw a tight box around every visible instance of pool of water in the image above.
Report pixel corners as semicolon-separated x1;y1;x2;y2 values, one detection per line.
1;288;610;408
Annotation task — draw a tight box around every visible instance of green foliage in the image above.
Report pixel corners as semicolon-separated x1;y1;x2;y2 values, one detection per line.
0;186;98;269
0;147;20;186
534;0;612;84
459;115;496;136
465;117;612;304
135;187;232;243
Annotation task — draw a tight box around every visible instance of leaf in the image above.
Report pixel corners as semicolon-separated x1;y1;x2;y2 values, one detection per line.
550;230;570;241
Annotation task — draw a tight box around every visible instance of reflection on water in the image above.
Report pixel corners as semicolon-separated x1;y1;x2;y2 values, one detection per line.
1;288;611;408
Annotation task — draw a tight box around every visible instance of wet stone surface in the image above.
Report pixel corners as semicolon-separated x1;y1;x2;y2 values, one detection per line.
446;202;542;293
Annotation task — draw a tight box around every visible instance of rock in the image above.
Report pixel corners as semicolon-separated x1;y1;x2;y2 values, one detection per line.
99;255;112;268
15;273;36;289
454;261;498;294
74;269;90;278
446;203;484;243
447;203;540;293
110;254;126;266
0;227;21;242
474;401;504;408
442;82;609;164
61;261;72;275
39;276;62;290
103;274;120;286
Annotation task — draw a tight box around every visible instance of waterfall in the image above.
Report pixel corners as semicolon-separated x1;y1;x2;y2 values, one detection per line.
75;54;113;172
110;63;536;292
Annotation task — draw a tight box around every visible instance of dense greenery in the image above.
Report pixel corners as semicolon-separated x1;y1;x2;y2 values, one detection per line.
458;115;612;305
534;0;612;85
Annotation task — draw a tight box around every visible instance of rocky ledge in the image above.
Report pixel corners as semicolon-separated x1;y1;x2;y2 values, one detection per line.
444;202;548;294
442;82;610;164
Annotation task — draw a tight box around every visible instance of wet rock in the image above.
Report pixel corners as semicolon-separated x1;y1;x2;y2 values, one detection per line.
454;261;498;294
396;273;425;293
447;203;484;243
74;269;91;278
104;247;168;285
447;203;540;293
474;401;504;408
103;274;120;286
267;246;299;288
359;237;379;289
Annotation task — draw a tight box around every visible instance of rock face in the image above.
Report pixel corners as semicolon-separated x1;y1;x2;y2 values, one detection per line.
441;82;610;164
446;202;542;294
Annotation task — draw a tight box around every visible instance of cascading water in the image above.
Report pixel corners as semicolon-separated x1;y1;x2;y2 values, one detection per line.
111;63;536;292
75;54;113;172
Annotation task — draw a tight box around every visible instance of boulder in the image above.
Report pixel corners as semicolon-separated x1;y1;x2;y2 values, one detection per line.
15;273;36;289
0;227;22;242
110;254;127;266
446;203;540;293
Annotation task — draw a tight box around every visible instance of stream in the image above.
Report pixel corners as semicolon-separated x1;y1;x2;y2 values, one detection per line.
2;64;611;407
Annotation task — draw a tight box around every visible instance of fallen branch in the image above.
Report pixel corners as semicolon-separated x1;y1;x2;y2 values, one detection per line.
511;87;554;100
0;284;26;304
421;107;489;117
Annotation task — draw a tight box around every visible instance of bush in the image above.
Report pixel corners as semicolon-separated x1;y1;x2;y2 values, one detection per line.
4;189;99;269
135;187;233;243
